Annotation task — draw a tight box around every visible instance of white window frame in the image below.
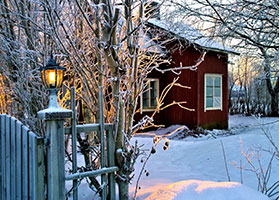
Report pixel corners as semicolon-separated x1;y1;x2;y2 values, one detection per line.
204;73;223;112
140;78;159;113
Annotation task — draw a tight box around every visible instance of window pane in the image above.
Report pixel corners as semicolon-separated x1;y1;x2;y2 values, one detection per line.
213;97;221;107
150;98;156;107
143;91;149;108
143;99;149;108
142;79;159;109
214;87;221;97
206;77;213;87
143;90;148;98
206;97;213;107
150;81;156;99
206;87;213;97
214;77;221;87
150;81;157;108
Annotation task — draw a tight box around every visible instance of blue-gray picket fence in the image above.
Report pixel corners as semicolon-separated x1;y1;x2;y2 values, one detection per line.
0;114;45;200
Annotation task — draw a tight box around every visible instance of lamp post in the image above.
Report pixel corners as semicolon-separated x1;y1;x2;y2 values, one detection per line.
38;55;72;200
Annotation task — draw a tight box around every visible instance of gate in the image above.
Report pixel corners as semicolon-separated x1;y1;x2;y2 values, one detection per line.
64;87;118;200
0;115;45;200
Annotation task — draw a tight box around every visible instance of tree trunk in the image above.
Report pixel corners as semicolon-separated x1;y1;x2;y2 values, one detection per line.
117;180;129;200
270;93;279;116
261;48;279;116
265;76;279;116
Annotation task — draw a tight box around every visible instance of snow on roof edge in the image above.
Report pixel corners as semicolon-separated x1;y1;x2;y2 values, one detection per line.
147;19;239;55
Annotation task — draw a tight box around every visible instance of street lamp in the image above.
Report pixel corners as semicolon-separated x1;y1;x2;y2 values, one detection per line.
38;55;72;199
40;55;65;108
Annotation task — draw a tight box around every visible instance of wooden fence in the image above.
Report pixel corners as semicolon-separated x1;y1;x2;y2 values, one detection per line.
0;114;45;200
0;86;117;200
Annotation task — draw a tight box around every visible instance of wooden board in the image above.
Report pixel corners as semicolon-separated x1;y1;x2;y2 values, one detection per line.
10;117;16;200
5;115;11;199
16;121;23;200
22;126;29;199
1;115;6;200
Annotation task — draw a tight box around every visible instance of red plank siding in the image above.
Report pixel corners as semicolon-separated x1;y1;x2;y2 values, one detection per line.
135;44;229;130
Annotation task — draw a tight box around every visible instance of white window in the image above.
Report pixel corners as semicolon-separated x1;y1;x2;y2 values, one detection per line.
204;74;222;111
141;79;159;112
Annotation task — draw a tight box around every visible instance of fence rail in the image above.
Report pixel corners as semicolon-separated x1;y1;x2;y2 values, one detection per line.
65;166;118;181
0;114;45;200
65;123;113;135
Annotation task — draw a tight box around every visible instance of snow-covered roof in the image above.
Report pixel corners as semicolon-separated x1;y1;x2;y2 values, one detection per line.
147;19;239;55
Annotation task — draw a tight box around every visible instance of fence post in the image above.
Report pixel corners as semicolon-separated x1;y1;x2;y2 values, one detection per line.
70;87;78;200
99;86;107;200
38;107;72;200
107;125;116;200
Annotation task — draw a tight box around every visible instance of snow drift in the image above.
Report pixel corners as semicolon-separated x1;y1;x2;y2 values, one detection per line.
136;180;270;200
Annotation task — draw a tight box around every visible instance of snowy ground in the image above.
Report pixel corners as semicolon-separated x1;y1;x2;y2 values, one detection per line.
131;115;279;199
66;115;279;200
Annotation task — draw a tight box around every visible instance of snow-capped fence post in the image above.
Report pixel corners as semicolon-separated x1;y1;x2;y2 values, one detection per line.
38;106;72;200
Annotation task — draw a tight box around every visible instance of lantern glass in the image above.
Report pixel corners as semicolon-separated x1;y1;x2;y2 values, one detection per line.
40;57;65;90
41;69;64;89
56;69;64;88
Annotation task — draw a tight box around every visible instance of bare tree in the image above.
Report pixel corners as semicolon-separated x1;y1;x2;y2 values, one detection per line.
0;0;167;198
0;0;201;199
229;55;274;116
39;0;165;198
164;0;279;116
0;0;52;135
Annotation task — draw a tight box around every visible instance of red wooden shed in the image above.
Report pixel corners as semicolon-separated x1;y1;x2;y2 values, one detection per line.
135;19;238;130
